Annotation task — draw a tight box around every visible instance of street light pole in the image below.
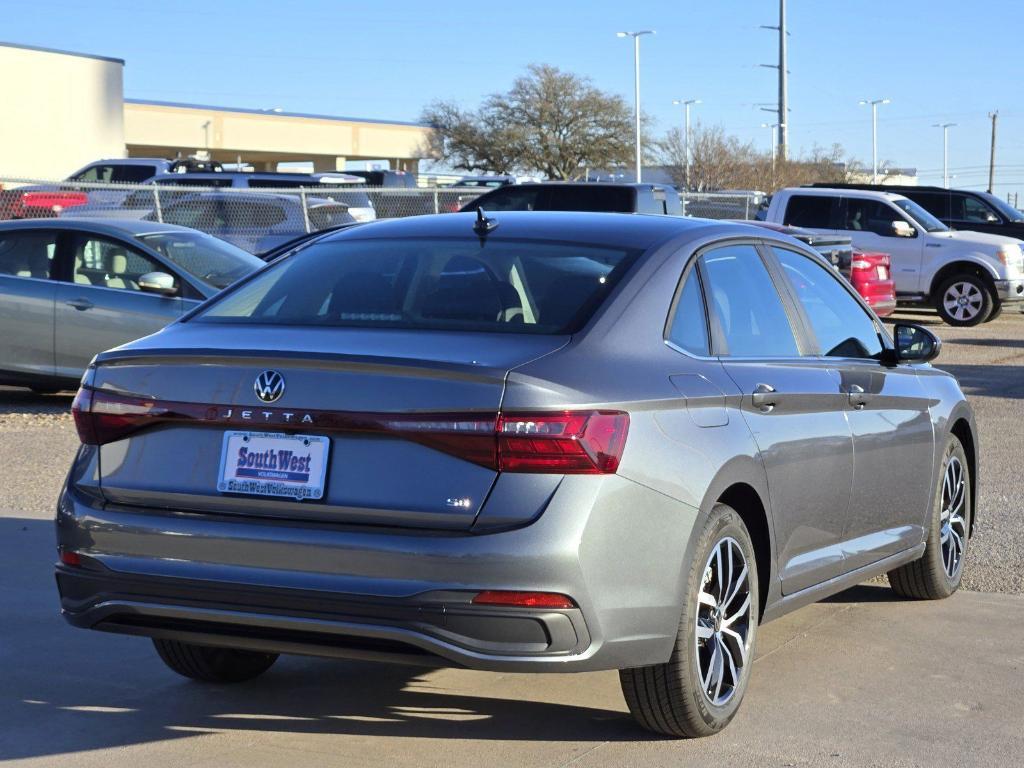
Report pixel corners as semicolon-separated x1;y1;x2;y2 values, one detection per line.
618;30;654;182
761;122;784;186
859;98;890;183
932;123;956;188
673;98;701;191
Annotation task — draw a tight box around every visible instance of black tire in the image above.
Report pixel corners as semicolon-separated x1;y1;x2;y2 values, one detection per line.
153;639;278;683
934;273;993;326
986;299;1003;322
619;503;758;738
888;434;970;599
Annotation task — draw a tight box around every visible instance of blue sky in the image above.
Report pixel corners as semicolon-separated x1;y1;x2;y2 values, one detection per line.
6;0;1023;199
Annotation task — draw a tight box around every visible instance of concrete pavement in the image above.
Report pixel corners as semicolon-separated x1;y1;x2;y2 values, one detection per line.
2;513;1021;767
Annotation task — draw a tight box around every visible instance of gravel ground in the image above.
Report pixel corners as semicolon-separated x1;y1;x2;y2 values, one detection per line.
1;307;1021;592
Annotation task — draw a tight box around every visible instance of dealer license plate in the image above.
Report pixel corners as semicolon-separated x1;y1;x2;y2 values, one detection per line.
217;431;329;500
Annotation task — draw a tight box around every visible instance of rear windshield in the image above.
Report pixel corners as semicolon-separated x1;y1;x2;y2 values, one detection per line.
193;237;641;334
478;186;634;213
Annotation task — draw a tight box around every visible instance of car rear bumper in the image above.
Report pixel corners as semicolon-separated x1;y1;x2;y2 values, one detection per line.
55;474;696;672
994;278;1024;302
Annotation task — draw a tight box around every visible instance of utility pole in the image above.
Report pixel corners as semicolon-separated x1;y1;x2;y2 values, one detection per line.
760;1;789;161
988;111;998;193
672;99;700;191
932;123;956;188
617;31;655;182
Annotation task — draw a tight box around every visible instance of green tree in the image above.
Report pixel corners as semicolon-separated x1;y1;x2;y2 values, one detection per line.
421;64;635;179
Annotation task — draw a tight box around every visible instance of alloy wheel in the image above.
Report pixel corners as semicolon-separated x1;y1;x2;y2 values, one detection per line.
695;536;753;707
942;281;984;322
940;456;967;580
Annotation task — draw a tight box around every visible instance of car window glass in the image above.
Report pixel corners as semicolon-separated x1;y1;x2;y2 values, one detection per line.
772;247;882;359
110;166;157;183
69;236;167;292
782;195;833;227
73;165;115;183
961;196;997;223
906;192;950;220
667;266;709;355
473;188;542;211
700;244;799;357
0;231;58;279
842;199;901;236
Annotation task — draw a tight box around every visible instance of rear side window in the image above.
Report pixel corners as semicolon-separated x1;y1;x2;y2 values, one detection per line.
195;237;641;335
474;187;543;211
700;244;799;357
783;195;834;228
667;266;709;355
0;231;58;279
542;187;634;212
309;205;352;229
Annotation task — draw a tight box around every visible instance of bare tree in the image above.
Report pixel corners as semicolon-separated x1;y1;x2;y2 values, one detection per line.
421;64;635;179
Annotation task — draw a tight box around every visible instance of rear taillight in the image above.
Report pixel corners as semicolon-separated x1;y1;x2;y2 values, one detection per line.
472;591;576;609
72;388;170;446
70;388;629;475
21;191;88;212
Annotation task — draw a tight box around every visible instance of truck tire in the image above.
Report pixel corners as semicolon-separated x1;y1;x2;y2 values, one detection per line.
934;273;993;326
619;503;758;738
153;639;278;683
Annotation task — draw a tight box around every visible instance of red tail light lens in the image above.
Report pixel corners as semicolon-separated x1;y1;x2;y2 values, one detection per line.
497;411;629;474
472;590;576;609
21;191;89;211
71;387;628;474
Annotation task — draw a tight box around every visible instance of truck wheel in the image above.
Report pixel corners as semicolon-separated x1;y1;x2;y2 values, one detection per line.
153;639;278;683
888;434;970;599
619;503;758;738
934;274;992;326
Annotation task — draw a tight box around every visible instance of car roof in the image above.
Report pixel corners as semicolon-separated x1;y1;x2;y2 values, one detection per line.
0;217;204;237
787;187;907;201
494;182;673;191
317;210;736;250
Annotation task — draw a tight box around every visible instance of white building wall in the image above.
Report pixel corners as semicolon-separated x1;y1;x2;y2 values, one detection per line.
0;43;125;180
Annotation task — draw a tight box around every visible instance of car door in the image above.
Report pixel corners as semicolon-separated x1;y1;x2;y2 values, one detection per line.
839;197;924;294
0;229;61;381
53;232;186;378
699;241;855;595
769;244;935;570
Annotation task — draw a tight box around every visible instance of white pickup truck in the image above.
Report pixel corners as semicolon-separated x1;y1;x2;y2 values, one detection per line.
765;187;1024;325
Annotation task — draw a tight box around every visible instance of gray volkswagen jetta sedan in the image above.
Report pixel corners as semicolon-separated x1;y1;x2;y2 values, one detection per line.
56;211;977;737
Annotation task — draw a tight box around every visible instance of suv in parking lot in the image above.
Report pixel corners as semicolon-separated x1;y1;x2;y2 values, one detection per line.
766;187;1024;325
147;191;357;255
811;183;1024;240
461;182;683;216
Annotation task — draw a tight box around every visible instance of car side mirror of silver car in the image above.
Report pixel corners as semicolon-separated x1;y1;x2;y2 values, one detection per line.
882;323;942;366
138;271;177;296
891;220;916;238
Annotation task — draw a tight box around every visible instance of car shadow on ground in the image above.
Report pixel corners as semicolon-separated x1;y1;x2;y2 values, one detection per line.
0;387;73;416
0;517;654;762
821;583;901;604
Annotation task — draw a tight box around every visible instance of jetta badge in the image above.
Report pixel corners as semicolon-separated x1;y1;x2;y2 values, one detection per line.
254;370;285;403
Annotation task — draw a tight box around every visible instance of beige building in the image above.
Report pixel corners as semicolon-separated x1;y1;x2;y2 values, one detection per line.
0;43;125;179
0;41;429;180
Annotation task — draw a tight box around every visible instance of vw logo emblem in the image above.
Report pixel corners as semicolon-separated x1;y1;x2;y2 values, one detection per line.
254;370;285;403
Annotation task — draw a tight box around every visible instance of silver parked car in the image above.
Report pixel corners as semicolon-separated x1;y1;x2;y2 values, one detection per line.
0;218;263;391
57;212;977;738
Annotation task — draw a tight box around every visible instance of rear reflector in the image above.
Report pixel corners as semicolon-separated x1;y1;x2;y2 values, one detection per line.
58;549;81;567
71;387;628;475
471;591;576;609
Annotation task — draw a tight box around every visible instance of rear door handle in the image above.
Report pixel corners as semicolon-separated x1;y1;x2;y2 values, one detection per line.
847;384;867;409
65;299;94;311
751;383;777;412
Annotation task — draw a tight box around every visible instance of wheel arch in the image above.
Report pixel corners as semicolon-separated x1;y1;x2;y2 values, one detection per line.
708;480;774;621
928;258;999;299
949;417;978;536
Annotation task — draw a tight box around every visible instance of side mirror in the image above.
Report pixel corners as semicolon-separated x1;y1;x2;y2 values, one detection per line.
137;271;177;296
883;323;942;365
985;212;1000;223
891;220;915;238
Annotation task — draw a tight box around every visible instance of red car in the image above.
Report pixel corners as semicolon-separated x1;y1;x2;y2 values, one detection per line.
737;220;896;317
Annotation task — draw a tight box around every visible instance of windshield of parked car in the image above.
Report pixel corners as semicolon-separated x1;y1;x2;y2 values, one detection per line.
893;198;949;232
979;192;1024;223
192;237;641;334
137;231;263;289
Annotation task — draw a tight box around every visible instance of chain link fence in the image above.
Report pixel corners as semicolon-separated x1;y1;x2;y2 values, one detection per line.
0;177;489;255
0;176;763;255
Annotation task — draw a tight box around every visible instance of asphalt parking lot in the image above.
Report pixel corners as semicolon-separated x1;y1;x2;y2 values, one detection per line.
1;307;1022;766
